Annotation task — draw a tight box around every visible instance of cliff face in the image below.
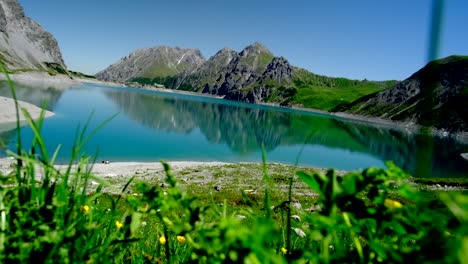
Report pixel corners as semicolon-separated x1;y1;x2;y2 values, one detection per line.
333;56;468;133
196;43;292;99
0;0;66;70
95;46;205;82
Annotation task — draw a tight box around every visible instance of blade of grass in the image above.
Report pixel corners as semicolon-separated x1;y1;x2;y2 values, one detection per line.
286;177;293;256
20;108;50;163
116;176;135;204
261;145;272;219
0;61;22;182
64;113;118;183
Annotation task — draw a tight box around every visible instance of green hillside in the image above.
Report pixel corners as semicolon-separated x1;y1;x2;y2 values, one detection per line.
262;69;398;110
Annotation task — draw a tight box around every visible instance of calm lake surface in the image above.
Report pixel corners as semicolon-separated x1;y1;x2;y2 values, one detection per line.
1;82;467;178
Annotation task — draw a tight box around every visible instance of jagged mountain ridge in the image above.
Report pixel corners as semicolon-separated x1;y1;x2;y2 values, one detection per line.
97;42;396;108
0;0;66;70
333;55;468;133
95;46;205;82
192;42;293;102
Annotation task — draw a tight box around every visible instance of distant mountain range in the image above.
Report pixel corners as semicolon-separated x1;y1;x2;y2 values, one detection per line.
96;42;396;110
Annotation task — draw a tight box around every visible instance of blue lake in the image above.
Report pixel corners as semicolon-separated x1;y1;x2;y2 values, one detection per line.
1;82;467;178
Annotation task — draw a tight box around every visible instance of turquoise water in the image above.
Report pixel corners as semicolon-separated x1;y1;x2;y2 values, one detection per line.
1;82;467;178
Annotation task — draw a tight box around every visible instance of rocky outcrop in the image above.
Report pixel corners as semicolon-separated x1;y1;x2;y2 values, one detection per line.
95;46;205;82
334;55;468;133
262;57;295;83
198;42;276;96
0;0;66;70
223;56;296;104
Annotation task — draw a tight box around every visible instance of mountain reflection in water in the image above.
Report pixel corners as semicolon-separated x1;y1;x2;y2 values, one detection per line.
0;82;467;178
103;87;468;178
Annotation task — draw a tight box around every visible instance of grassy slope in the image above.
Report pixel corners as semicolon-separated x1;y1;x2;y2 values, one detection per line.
141;59;198;79
290;69;398;110
240;51;274;72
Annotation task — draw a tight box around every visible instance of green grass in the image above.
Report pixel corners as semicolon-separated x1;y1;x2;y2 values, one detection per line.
240;51;274;72
290;69;398;110
44;62;68;75
7;63;73;77
141;61;178;78
141;59;196;79
68;70;96;79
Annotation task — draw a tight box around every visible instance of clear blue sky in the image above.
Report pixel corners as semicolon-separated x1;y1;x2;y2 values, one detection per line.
19;0;468;80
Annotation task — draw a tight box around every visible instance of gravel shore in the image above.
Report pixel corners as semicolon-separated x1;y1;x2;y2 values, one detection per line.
0;96;54;126
1;158;465;194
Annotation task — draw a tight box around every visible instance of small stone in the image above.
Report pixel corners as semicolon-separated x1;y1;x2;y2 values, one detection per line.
291;215;301;221
291;201;302;210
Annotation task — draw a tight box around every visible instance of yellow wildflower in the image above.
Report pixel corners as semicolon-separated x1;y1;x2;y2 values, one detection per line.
81;205;89;213
86;259;94;264
115;220;123;229
159;236;166;244
281;247;287;254
445;231;455;237
177;236;186;242
384;199;403;209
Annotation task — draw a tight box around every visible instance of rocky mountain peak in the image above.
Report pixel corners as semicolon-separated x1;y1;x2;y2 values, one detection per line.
213;47;236;57
240;42;272;57
208;47;238;66
96;45;205;82
262;57;295;83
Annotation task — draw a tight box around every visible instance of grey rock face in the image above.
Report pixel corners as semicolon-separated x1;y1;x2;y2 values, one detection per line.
262;57;294;83
0;0;66;70
195;42;276;96
223;56;295;104
96;46;205;82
